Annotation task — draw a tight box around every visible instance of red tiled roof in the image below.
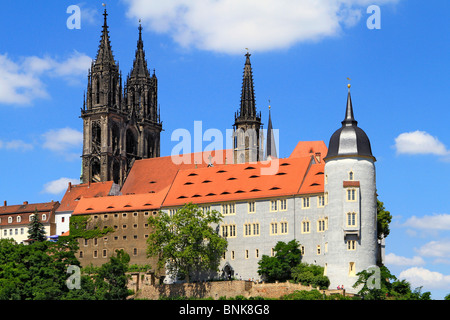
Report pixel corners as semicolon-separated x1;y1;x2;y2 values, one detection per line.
289;141;328;159
56;181;115;213
298;161;326;195
162;156;320;207
72;189;168;215
0;201;59;226
121;149;232;195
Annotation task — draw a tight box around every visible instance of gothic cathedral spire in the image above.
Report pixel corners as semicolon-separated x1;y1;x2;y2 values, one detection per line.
81;10;162;187
233;52;263;164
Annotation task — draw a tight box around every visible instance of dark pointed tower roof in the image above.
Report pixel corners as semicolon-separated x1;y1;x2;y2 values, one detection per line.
129;23;150;79
324;84;375;161
95;9;116;66
239;52;256;119
265;105;277;159
235;52;261;125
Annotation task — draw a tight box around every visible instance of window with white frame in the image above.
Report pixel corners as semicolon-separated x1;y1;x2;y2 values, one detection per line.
317;219;326;232
222;203;236;215
280;221;288;234
270;222;278;235
270;200;278;212
347;240;356;251
347;188;356;201
302;220;310;233
248;201;255;213
318;195;325;207
302;197;310;209
280;199;287;211
347;212;357;227
244;222;260;236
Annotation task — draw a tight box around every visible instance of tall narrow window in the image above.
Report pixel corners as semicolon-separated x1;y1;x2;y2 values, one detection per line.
347;189;356;201
248;201;255;213
302;197;310;209
347;212;357;227
302;220;310;233
349;262;356;276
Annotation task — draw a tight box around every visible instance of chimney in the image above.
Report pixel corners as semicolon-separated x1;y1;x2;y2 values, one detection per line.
315;152;321;163
68;181;72;191
3;200;6;206
23;201;28;205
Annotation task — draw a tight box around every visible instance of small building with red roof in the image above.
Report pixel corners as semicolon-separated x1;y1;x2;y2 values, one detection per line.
0;200;60;244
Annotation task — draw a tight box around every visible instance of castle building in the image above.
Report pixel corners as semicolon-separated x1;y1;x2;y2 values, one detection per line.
57;9;380;293
81;10;161;186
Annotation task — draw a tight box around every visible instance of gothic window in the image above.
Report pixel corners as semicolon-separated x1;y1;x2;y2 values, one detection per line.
91;158;101;183
126;129;137;156
111;123;120;155
92;121;101;153
95;77;100;104
112;160;120;185
147;135;154;158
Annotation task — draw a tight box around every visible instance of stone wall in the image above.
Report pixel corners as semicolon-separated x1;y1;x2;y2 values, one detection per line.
128;273;348;300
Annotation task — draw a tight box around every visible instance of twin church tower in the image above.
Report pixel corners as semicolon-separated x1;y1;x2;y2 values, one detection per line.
81;9;271;186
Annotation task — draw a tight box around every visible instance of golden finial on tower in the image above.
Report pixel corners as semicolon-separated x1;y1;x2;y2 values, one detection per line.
347;77;351;89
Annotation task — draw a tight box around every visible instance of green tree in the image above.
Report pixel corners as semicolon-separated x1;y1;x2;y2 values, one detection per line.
257;240;302;282
95;249;133;300
377;199;392;240
0;237;82;300
147;203;227;282
27;208;47;242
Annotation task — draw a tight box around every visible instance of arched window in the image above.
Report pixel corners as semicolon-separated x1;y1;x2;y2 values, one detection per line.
91;157;101;183
126;129;137;156
17;216;21;223
8;216;12;223
349;171;354;181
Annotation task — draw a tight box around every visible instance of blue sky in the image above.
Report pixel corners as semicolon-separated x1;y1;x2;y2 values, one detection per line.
0;0;449;298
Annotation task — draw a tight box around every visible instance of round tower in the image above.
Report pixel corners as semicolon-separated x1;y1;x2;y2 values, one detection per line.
323;84;377;293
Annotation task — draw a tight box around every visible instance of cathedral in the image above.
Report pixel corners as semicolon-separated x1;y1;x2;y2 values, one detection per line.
80;10;162;186
0;8;382;294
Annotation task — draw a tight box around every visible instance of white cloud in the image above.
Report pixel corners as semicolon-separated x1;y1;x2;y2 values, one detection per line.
398;267;450;290
42;127;83;161
394;131;449;156
415;239;450;259
124;0;399;54
0;54;49;105
0;139;33;151
42;177;80;195
403;213;450;231
0;52;92;106
385;253;425;266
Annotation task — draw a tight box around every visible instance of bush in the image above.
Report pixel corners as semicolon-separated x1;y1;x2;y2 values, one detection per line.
281;290;324;300
291;263;330;289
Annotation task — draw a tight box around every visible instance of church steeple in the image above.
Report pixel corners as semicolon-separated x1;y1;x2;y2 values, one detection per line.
238;52;257;119
265;104;277;160
95;9;116;67
233;51;262;164
129;23;150;79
